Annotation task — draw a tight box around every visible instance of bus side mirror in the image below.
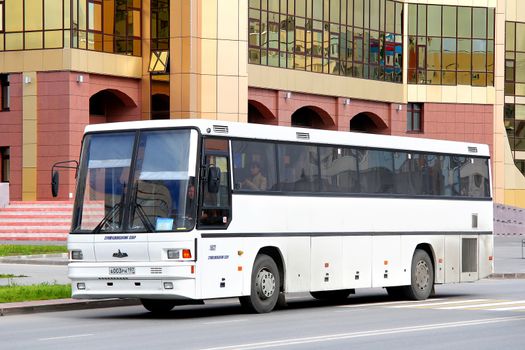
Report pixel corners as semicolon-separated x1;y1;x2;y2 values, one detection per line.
207;166;221;194
51;160;79;198
51;171;59;198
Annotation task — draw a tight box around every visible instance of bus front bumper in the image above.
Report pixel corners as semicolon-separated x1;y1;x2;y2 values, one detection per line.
68;262;197;300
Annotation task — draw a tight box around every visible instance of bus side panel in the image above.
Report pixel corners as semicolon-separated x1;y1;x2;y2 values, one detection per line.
342;236;372;289
284;237;311;293
460;235;480;282
372;236;401;288
444;236;460;283
198;237;244;299
310;237;343;291
478;234;494;279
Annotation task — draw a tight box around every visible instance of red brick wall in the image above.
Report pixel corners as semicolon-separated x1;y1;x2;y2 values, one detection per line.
0;74;23;200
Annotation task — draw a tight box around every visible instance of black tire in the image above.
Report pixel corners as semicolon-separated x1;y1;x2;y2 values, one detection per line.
402;249;434;300
310;289;353;301
140;299;176;314
239;254;281;313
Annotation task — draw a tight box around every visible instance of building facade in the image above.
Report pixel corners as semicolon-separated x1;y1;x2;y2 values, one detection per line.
0;0;523;207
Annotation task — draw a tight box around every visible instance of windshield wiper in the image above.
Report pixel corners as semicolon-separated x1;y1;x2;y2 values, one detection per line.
92;203;121;234
129;183;154;233
134;203;155;232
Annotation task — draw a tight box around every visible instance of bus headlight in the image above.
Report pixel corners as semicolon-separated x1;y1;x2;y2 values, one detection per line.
167;250;180;259
70;250;83;260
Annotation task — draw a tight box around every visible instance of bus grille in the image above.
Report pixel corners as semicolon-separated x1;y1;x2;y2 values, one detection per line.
150;267;163;274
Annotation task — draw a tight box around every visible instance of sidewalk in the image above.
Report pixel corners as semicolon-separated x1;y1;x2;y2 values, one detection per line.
1;236;524;316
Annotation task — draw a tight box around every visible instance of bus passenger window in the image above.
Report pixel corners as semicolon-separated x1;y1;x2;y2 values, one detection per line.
232;140;277;191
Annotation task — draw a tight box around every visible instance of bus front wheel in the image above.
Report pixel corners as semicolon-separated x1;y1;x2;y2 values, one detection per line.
140;299;176;314
403;249;434;300
239;254;281;313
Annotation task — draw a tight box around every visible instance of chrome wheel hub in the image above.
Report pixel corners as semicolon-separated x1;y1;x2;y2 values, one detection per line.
415;260;430;291
255;268;276;299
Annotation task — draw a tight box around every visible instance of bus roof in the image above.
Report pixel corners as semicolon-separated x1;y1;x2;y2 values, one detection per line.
84;119;490;157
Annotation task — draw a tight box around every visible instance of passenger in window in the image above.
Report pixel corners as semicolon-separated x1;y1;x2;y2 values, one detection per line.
242;162;268;191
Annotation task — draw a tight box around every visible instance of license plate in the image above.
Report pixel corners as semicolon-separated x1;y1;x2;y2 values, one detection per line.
109;267;135;275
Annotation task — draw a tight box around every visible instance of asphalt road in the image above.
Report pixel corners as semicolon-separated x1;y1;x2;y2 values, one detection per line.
1;279;525;350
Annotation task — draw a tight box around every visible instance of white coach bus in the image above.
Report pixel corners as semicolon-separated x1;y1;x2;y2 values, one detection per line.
57;119;493;313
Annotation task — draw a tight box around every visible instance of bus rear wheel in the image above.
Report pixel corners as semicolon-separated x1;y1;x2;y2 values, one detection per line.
239;254;280;313
402;249;434;300
140;299;176;314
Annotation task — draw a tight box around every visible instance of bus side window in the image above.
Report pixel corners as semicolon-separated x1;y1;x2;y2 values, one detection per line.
198;138;231;229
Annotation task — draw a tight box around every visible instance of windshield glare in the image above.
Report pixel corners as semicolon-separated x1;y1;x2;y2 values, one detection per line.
73;129;197;233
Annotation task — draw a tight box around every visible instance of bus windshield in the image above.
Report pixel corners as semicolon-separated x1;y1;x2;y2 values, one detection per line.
72;129;198;233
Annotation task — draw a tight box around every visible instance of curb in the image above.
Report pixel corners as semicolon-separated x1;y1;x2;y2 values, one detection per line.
0;298;141;316
0;254;68;266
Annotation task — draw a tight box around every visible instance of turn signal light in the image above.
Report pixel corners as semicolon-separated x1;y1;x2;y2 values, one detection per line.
182;249;192;259
489;256;493;261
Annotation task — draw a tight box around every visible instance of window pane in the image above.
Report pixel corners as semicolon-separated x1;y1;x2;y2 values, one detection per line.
516;53;525;83
442;38;456;70
458;7;471;37
427;37;441;70
460;158;489;197
427;5;441;37
6;0;23;31
45;0;63;30
472;39;486;71
25;32;43;49
472;8;486;39
507;22;516;51
319;146;358;193
5;33;23;50
417;5;426;36
408;4;417;36
358;150;394;194
232;140;277;191
457;39;471;71
442;6;456;37
277;144;319;192
517;23;525;52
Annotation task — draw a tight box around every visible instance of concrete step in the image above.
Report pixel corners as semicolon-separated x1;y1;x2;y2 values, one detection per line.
0;233;68;241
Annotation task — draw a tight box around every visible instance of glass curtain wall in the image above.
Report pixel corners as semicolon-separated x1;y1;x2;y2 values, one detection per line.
71;0;141;56
248;0;404;83
408;4;494;86
149;0;170;119
504;21;525;176
0;0;70;51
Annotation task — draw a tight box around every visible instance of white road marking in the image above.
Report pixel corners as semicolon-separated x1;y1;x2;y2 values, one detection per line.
337;298;448;309
200;316;525;350
488;305;525;311
391;299;489;308
203;319;247;325
438;300;525;310
39;334;95;341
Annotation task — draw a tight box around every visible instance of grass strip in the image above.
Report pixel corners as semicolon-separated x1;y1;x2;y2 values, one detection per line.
0;283;71;303
0;245;67;257
0;274;25;279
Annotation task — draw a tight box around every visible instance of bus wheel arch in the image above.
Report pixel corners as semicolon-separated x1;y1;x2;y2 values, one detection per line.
257;246;285;293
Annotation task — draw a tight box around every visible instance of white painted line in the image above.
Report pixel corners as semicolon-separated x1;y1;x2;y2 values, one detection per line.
39;334;95;341
488;305;525;311
391;299;489;308
203;319;247;325
200;316;525;350
338;298;448;309
438;300;525;310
